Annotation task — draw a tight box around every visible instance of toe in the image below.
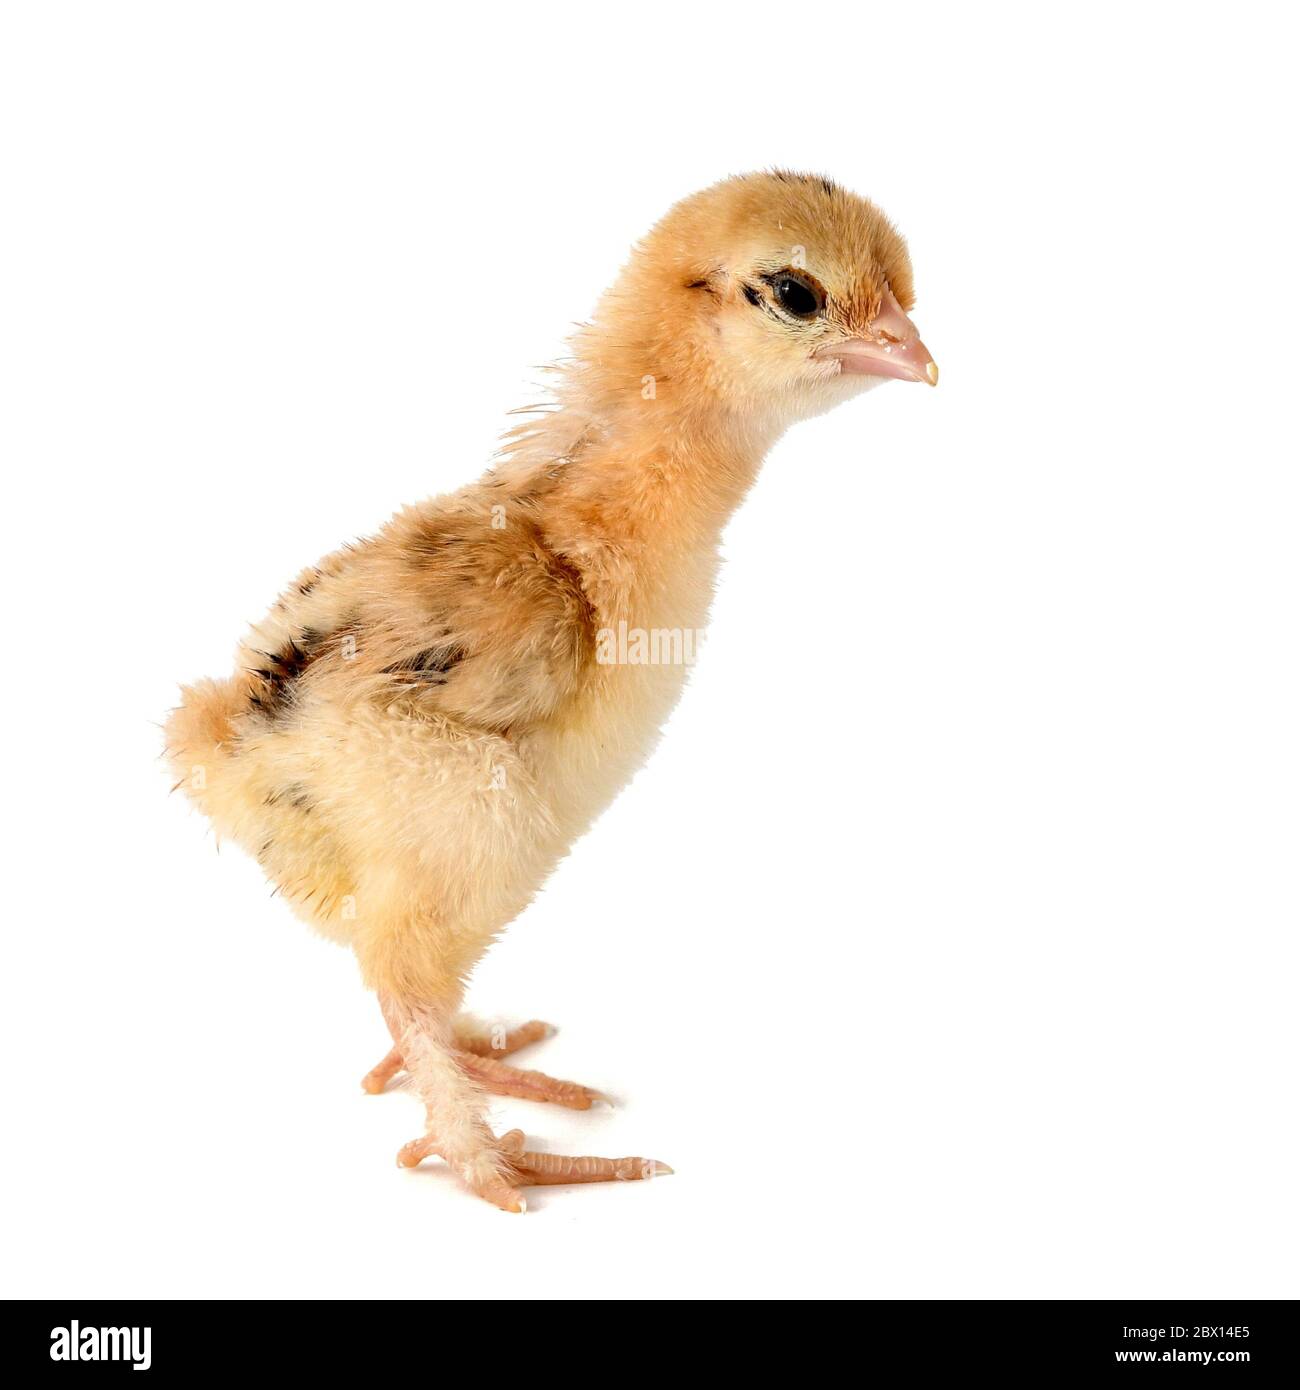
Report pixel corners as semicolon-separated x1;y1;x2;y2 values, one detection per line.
362;1045;405;1094
457;1051;603;1109
396;1134;438;1168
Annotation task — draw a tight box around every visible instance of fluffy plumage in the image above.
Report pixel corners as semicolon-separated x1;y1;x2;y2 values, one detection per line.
166;170;935;1209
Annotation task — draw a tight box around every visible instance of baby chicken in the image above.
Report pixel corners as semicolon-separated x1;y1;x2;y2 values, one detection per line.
166;171;936;1212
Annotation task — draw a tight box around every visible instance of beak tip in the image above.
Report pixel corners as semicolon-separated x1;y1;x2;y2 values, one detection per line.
925;361;939;387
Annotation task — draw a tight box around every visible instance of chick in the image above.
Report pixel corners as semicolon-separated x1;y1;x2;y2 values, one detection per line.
166;171;936;1212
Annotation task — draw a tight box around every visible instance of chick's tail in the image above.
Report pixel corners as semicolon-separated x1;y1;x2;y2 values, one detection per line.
164;673;268;850
164;676;355;934
164;676;244;809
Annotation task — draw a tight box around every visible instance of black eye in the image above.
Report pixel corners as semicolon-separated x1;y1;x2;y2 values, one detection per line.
770;270;824;320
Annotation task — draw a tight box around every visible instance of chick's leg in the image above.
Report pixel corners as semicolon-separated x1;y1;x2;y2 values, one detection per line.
382;995;523;1213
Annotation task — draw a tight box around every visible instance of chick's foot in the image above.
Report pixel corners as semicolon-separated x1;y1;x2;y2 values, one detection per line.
397;1127;672;1212
361;1018;604;1108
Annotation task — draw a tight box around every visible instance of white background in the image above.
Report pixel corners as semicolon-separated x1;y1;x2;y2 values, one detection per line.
2;2;1296;1300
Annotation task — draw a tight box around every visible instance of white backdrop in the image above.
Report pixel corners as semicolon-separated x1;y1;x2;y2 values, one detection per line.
2;2;1296;1299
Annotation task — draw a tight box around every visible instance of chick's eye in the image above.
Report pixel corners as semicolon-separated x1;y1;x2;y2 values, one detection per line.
771;271;824;320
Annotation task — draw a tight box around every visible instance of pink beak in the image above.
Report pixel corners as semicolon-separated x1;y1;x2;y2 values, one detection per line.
813;285;939;386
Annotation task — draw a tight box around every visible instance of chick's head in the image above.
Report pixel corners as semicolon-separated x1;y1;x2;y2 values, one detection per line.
593;171;936;424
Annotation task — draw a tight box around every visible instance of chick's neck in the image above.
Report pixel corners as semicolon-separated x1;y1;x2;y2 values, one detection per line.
535;324;788;620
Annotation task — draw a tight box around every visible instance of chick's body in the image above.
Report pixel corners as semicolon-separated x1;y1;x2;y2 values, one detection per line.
169;441;713;997
167;171;935;1210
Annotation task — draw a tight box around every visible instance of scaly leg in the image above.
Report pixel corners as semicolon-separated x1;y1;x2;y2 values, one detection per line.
383;996;523;1213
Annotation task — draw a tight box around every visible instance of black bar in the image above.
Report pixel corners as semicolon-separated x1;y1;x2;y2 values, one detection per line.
4;1299;1296;1375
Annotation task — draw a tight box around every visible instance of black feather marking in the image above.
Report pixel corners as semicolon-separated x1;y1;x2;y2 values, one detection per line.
265;782;314;813
246;627;333;718
770;168;838;198
383;642;467;686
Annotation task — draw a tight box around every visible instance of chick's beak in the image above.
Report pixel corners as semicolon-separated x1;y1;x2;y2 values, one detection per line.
813;285;938;386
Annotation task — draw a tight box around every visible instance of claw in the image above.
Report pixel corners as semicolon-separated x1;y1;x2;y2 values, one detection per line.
475;1178;526;1214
